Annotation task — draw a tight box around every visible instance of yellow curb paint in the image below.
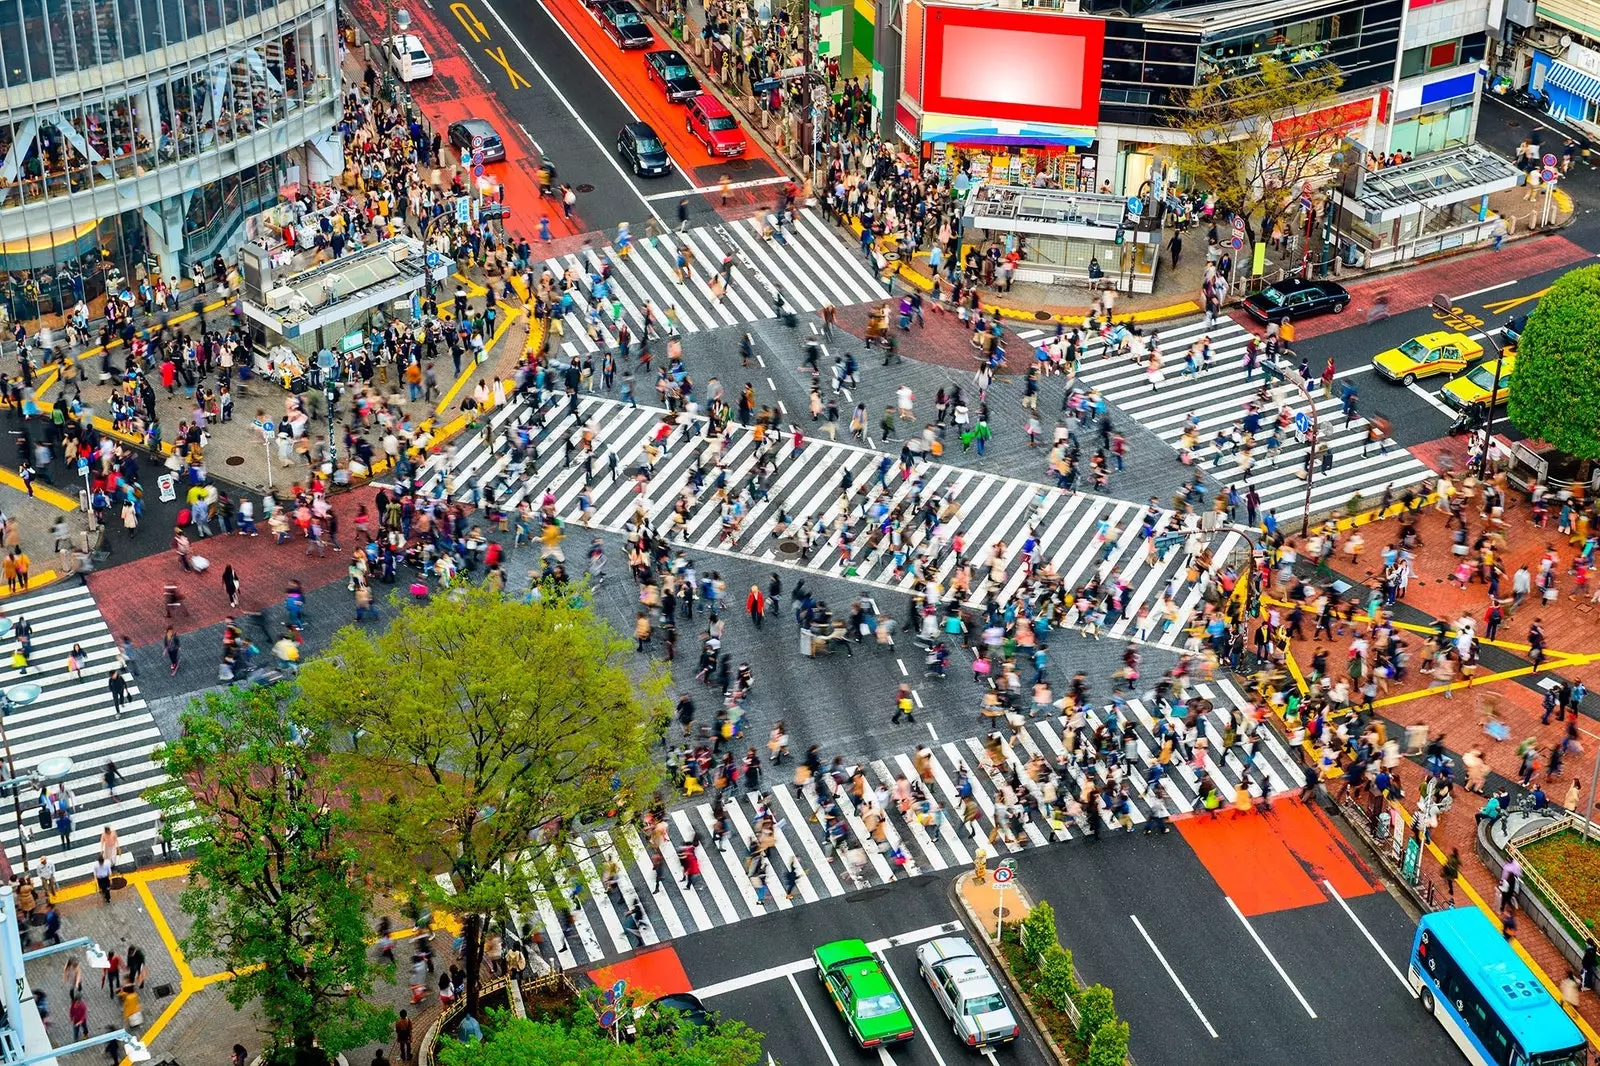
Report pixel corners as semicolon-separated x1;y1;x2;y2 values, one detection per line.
0;467;78;510
0;571;59;598
433;310;521;417
1333;494;1439;531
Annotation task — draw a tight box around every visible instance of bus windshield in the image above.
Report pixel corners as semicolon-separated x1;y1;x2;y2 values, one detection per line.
1529;1049;1588;1066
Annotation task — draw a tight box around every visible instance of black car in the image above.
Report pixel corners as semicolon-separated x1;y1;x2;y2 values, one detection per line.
1240;277;1350;323
598;1;654;49
1503;312;1528;344
447;118;505;163
644;49;701;102
618;122;671;177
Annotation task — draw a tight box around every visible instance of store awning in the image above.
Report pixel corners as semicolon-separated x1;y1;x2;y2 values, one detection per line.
1544;60;1600;104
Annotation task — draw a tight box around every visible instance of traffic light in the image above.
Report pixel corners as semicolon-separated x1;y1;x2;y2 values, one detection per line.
1115;226;1126;245
480;204;512;222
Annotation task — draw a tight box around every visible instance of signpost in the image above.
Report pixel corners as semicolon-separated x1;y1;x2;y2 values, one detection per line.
156;473;176;503
252;418;276;489
991;859;1015;944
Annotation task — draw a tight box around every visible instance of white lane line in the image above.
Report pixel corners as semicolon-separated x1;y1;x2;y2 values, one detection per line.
1321;879;1416;996
478;0;667;226
1226;897;1317;1018
1332;365;1371;380
1407;381;1457;417
1455;279;1518;300
877;955;948;1066
644;176;794;198
877;1049;896;1066
981;1049;1001;1066
787;971;844;1066
1130;914;1219;1038
697;957;816;999
897;658;908;676
928;722;938;739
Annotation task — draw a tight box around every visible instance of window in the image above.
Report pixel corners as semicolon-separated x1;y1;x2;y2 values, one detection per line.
1401;46;1426;78
1429;41;1458;70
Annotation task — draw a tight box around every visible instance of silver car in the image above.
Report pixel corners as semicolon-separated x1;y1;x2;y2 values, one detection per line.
915;936;1020;1049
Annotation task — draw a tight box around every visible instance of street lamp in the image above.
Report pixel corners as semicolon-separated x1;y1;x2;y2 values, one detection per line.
381;7;411;96
1430;293;1505;479
318;348;339;475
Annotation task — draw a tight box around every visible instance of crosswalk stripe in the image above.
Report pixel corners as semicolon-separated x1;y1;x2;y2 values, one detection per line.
510;682;1302;963
0;583;172;882
1031;319;1435;519
423;393;1232;652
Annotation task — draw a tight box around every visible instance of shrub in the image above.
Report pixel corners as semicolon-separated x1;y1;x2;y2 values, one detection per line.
1020;900;1058;960
1086;1019;1131;1066
1036;945;1077;1012
1075;984;1115;1045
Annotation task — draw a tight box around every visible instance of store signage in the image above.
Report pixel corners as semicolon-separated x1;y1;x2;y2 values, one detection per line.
921;8;1104;129
1565;40;1600;79
339;329;366;353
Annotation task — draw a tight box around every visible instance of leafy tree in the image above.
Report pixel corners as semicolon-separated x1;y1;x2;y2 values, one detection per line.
1166;57;1345;259
146;688;393;1066
1036;944;1077;1013
299;587;670;1017
1507;264;1600;461
1075;983;1116;1045
436;1010;765;1066
1020;899;1057;961
1086;1018;1132;1066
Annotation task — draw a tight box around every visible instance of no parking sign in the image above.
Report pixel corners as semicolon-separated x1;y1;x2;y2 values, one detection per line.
157;473;176;502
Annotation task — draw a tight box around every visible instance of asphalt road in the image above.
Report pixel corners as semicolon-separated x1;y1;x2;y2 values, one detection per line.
673;875;1055;1066
1476;93;1600;249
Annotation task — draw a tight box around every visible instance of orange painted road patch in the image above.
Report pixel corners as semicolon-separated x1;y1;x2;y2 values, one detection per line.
1177;801;1376;916
588;945;693;1001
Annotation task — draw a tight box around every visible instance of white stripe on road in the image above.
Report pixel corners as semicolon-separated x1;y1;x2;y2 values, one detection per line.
877;954;948;1066
1226;896;1317;1018
1407;381;1457;417
1321;879;1416;996
1130;913;1219;1038
787;971;844;1066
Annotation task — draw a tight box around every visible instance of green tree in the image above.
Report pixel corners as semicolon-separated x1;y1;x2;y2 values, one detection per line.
1075;984;1116;1045
299;587;670;1017
1036;944;1077;1013
436;1011;765;1066
146;688;393;1066
1166;57;1345;259
1020;899;1057;961
1086;1018;1131;1066
1507;264;1600;461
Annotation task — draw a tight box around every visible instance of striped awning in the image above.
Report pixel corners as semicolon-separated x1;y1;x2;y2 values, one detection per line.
1544;60;1600;104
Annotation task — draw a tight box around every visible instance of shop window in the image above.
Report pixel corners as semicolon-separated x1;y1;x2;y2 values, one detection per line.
1460;33;1486;65
1428;41;1457;70
1401;46;1426;78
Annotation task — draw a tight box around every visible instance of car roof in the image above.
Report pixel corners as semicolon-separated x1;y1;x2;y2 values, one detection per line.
1266;277;1343;296
1413;330;1472;346
920;938;1000;995
693;94;732;116
603;0;641;11
392;34;426;50
649;48;686;61
816;938;874;967
452;119;497;136
622;120;659;138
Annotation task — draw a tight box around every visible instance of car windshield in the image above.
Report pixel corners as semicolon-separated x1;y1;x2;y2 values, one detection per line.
636;137;664;152
856;992;904;1020
410;50;428;61
964;993;1006;1015
614;11;641;25
1531;1049;1589;1066
1258;288;1286;307
664;61;690;78
1397;338;1429;359
708;116;737;131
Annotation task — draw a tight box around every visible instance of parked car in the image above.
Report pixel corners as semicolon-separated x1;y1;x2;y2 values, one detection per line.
1442;351;1517;409
813;939;915;1048
915;937;1020;1048
645;49;702;102
685;94;746;157
597;1;654;49
386;34;434;82
617;122;671;177
447;119;505;163
1502;312;1528;344
1240;277;1349;323
1371;330;1484;386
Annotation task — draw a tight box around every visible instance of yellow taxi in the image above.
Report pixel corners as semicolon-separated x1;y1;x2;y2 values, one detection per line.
1441;350;1516;410
1371;331;1484;386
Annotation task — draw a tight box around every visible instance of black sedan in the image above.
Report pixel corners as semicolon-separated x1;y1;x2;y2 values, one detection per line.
617;122;671;177
1240;277;1349;323
645;49;701;102
598;1;654;49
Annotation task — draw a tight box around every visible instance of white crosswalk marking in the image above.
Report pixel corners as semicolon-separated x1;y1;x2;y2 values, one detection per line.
421;393;1227;651
0;583;170;882
542;210;881;354
516;685;1300;962
1017;318;1435;520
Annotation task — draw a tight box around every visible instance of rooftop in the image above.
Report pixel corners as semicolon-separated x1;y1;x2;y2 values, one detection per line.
1339;144;1520;221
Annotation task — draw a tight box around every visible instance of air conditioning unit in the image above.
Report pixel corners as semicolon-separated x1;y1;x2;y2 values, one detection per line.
264;286;297;311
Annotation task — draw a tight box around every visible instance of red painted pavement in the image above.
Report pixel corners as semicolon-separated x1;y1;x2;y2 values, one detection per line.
343;0;584;242
86;486;379;647
1236;236;1594;340
1177;799;1376;916
588;945;693;1001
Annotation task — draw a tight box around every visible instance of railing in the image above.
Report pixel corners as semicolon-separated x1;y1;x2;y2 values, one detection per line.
1506;813;1597;961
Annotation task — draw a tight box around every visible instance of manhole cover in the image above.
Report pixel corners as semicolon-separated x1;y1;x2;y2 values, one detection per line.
1034;310;1052;321
727;158;751;172
576;183;595;194
776;539;801;557
992;905;1012;922
225;455;245;466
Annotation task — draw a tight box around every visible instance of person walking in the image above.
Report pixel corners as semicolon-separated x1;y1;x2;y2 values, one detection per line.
163;626;180;676
107;669;127;717
222;564;240;608
745;584;764;628
93;856;112;903
55;808;71;851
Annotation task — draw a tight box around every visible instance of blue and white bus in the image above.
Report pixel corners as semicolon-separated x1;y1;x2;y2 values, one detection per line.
1410;908;1588;1066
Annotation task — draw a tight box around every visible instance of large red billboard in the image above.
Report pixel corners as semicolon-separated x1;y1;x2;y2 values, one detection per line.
921;8;1104;128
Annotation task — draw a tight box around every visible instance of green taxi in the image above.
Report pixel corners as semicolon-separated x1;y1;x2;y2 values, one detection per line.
813;938;915;1048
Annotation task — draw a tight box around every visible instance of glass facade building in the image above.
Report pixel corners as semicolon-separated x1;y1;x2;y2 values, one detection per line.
0;0;341;320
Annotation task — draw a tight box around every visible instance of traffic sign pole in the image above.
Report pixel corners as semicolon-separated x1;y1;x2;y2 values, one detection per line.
253;418;277;490
991;860;1015;944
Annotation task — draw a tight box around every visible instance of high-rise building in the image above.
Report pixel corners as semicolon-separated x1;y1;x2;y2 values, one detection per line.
0;0;343;322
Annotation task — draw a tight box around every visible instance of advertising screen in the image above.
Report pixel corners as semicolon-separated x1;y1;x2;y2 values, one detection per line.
922;8;1104;128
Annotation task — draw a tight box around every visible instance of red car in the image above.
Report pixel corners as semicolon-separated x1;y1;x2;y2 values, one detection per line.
685;95;746;157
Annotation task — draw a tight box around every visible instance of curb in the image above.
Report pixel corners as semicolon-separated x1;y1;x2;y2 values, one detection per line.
949;872;1071;1065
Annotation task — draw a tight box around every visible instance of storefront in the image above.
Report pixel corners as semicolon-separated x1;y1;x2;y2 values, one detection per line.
1530;41;1600;128
1389;67;1481;158
908;118;1100;191
960;183;1161;293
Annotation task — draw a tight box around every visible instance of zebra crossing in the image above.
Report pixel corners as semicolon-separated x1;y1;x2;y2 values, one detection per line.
517;679;1301;967
0;583;166;881
1017;318;1436;520
542;208;884;357
422;392;1245;650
